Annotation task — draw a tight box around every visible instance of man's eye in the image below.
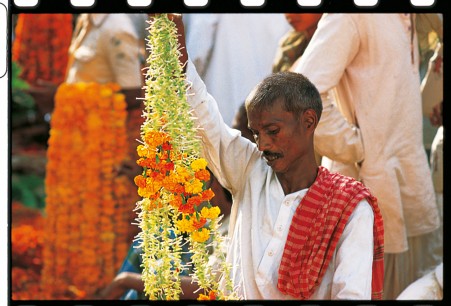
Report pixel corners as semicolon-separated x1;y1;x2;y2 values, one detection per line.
267;129;278;135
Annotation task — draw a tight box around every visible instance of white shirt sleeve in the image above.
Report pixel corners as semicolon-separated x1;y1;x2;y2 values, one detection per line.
185;59;260;193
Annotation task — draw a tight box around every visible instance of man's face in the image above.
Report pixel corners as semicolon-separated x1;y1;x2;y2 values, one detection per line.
247;99;310;174
284;13;322;33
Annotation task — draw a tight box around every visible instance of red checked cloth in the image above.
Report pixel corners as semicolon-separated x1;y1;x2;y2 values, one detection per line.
277;166;384;299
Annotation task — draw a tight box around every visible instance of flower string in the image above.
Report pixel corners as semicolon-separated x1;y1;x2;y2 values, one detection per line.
12;14;72;85
135;14;236;300
42;82;134;298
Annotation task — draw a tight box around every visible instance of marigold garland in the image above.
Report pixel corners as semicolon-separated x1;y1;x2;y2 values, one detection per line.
11;201;89;300
135;14;237;301
41;82;134;299
12;14;73;85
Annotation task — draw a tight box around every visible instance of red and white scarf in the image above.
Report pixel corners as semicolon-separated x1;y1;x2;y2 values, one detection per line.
277;166;384;300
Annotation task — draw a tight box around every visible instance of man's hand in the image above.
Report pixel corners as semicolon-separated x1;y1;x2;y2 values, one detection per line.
94;272;144;300
167;14;188;69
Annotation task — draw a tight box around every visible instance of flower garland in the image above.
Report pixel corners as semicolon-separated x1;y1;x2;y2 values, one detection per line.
12;14;73;85
41;82;133;299
11;201;45;300
135;14;236;301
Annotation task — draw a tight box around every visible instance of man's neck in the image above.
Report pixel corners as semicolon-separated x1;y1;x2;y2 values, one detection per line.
277;163;319;195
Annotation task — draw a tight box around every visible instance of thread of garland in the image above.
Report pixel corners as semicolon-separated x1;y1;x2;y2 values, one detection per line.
41;82;133;299
135;14;237;300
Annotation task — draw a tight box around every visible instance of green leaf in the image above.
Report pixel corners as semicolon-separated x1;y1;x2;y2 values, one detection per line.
11;174;46;209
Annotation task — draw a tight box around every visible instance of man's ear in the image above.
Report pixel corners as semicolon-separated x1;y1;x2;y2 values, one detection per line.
302;109;318;132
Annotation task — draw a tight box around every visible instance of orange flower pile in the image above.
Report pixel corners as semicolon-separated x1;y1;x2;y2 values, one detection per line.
12;14;73;85
41;82;133;299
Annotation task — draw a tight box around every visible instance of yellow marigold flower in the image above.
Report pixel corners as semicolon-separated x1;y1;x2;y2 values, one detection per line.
163;175;180;193
144;131;171;148
176;166;191;183
198;293;210;300
185;179;203;195
100;87;113;97
136;145;148;157
176;217;195;233
112;93;126;110
145;177;162;195
192;228;210;243
200;206;221;220
138;187;152;198
191;158;208;171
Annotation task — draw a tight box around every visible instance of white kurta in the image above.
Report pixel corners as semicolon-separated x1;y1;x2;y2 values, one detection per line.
186;61;375;300
293;14;439;254
183;13;291;126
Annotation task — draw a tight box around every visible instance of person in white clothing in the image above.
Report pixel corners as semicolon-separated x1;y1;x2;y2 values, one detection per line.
183;13;291;126
292;13;441;299
170;15;385;300
396;262;443;300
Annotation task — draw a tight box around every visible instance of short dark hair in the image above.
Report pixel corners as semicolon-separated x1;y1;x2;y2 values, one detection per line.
245;71;322;121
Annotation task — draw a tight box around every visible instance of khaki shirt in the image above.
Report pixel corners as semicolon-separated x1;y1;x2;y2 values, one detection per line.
65;14;144;88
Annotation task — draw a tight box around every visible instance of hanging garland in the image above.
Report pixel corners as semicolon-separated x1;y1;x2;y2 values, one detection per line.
12;14;73;85
135;14;237;300
41;82;134;299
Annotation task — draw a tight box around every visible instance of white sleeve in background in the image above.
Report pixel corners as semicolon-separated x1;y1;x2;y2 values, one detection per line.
183;14;219;77
314;92;364;164
185;60;260;194
293;14;364;165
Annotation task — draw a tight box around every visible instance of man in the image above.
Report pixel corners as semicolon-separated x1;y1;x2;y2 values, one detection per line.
292;14;441;299
172;15;384;300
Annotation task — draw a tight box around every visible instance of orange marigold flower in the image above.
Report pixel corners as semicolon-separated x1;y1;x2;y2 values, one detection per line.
178;200;194;215
194;169;210;182
169;195;183;209
197;293;210;300
200;188;215;202
192;217;207;230
134;175;147;188
161;142;172;151
162;161;175;172
163;175;181;193
186;196;203;207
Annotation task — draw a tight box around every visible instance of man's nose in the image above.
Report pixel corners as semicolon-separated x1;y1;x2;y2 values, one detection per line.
257;134;271;151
